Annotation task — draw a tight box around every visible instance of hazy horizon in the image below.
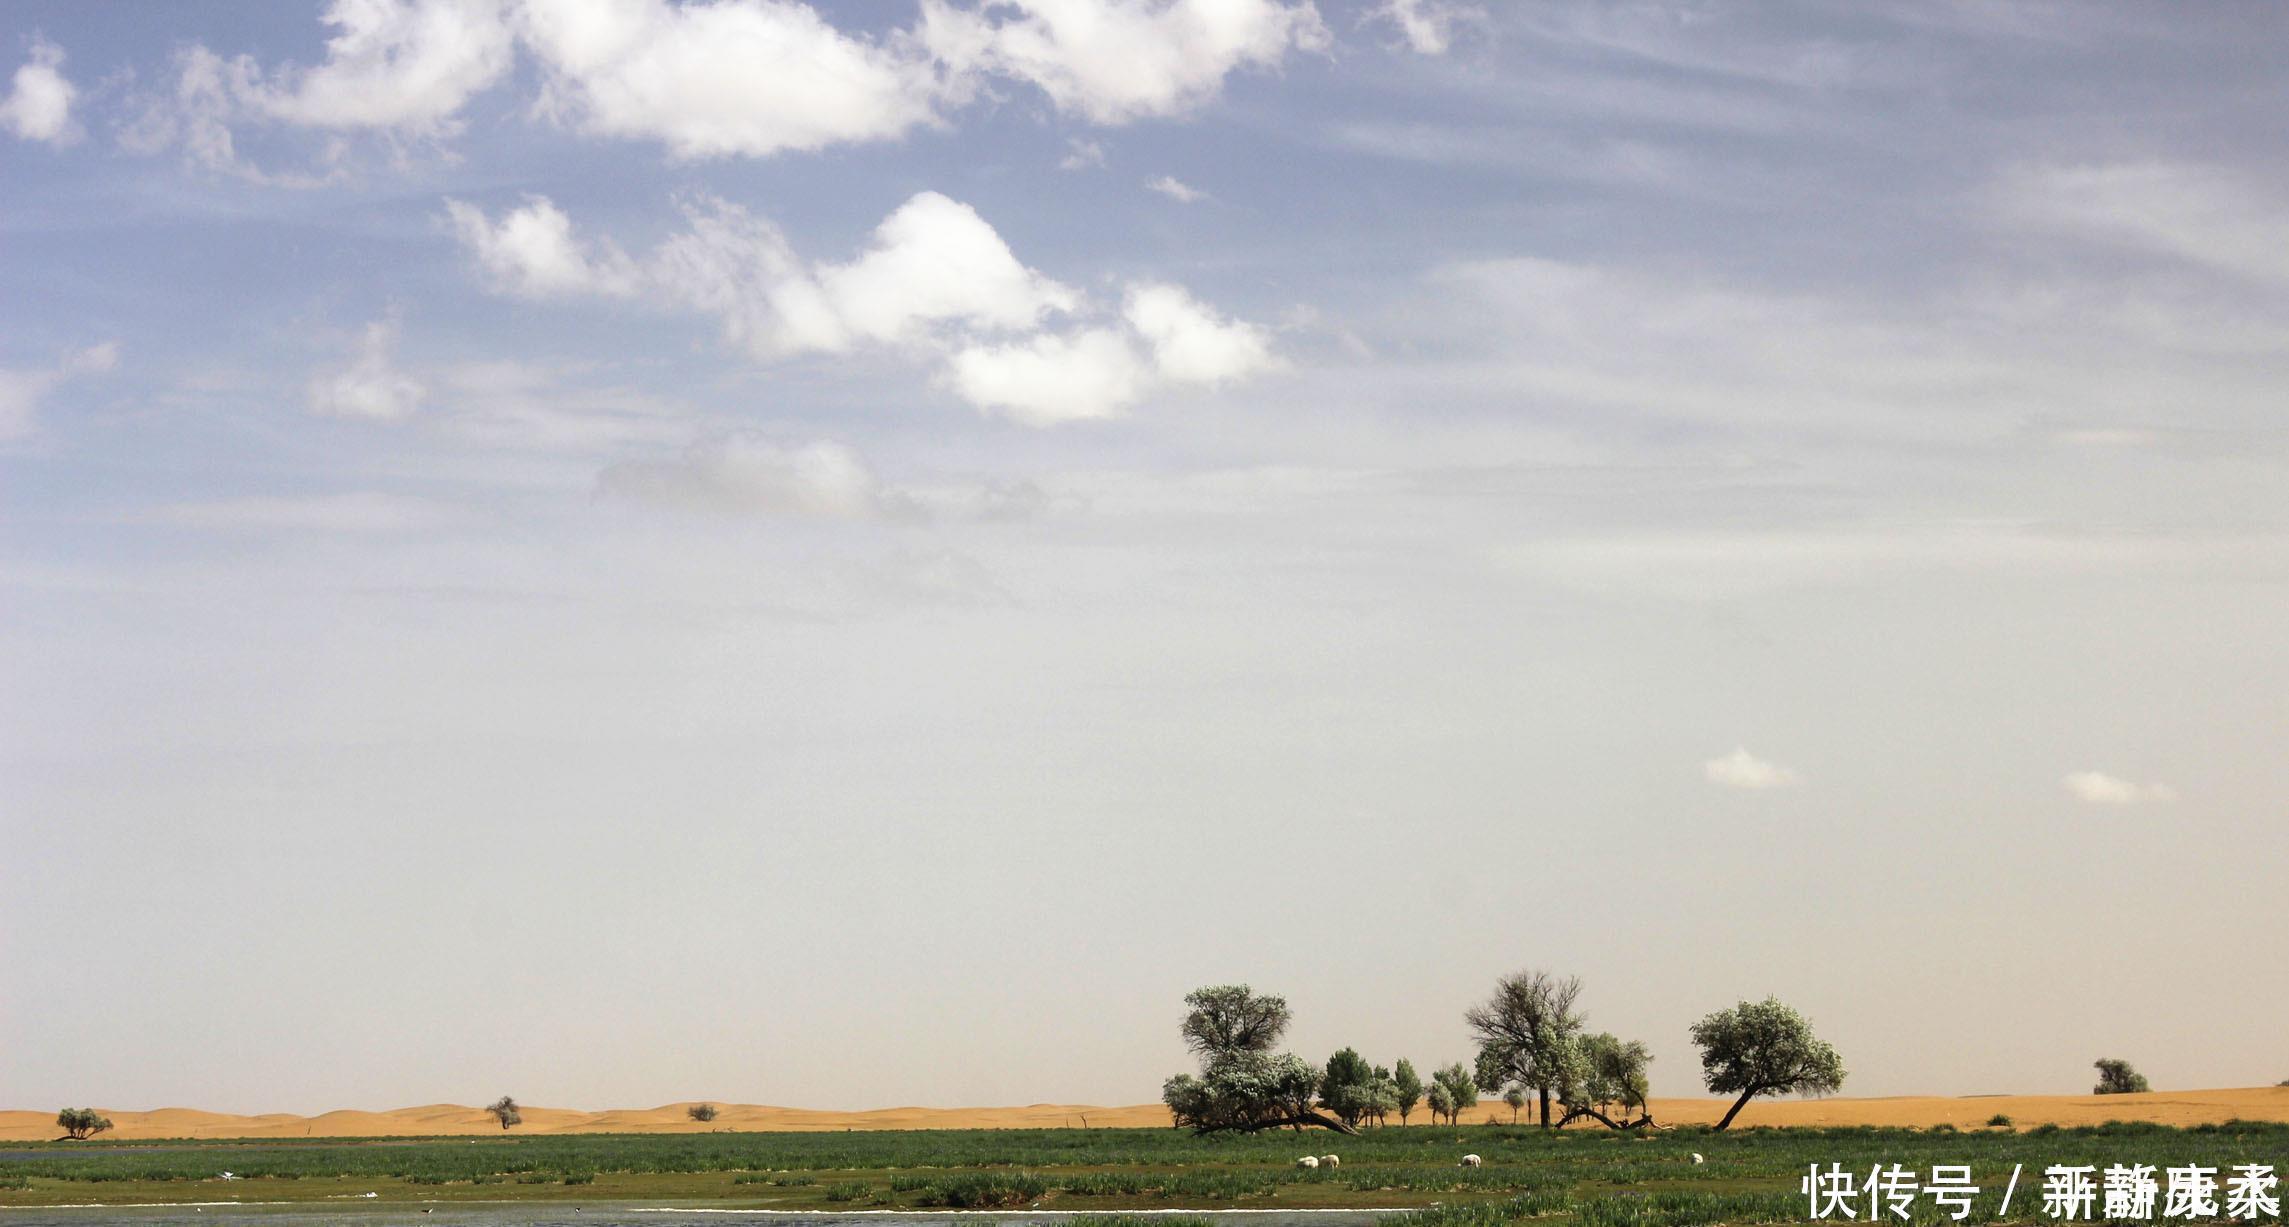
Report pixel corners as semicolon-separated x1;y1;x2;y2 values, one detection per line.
4;0;2285;1118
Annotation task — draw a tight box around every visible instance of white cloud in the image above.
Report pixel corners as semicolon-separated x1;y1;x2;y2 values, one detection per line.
2003;162;2289;286
516;0;949;158
308;318;426;421
1059;137;1106;169
1366;0;1480;56
449;189;1281;425
443;196;639;297
0;342;121;441
1125;282;1278;384
1146;174;1206;203
249;0;516;132
919;0;1330;124
1704;747;1802;790
2;37;78;145
2061;771;2177;806
947;327;1150;425
596;435;915;519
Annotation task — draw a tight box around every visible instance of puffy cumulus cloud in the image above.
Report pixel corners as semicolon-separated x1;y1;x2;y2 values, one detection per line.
127;0;1335;171
516;0;950;158
596;435;916;520
443;196;638;297
1124;282;1278;384
448;189;1283;425
0;342;120;441
2061;771;2177;806
308;318;426;421
947;328;1149;424
1365;0;1480;55
2;37;78;145
644;190;1078;358
1703;747;1802;790
918;0;1330;124
124;0;511;182
249;0;516;132
1146;174;1206;202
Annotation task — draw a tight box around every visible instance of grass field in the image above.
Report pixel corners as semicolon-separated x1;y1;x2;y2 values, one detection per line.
2;1121;2283;1224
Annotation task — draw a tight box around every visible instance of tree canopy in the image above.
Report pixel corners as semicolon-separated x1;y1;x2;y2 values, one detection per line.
55;1108;113;1141
2093;1058;2151;1095
1690;998;1845;1131
1466;969;1585;1127
1392;1059;1424;1124
1161;985;1357;1135
487;1096;522;1130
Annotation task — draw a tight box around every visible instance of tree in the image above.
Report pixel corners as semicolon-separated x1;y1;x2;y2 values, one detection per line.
487;1096;522;1130
1503;1085;1527;1123
2093;1059;2150;1095
1393;1059;1424;1125
1466;969;1585;1127
1431;1062;1478;1125
1690;998;1845;1131
1426;1082;1456;1125
1319;1048;1376;1127
55;1108;113;1141
688;1103;719;1122
1180;984;1291;1057
1161;985;1358;1135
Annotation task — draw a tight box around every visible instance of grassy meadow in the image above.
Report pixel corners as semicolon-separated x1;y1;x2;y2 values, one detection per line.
2;1120;2284;1223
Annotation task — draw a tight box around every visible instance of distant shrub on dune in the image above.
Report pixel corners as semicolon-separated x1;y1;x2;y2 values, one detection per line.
1987;1114;2013;1128
2093;1059;2150;1095
487;1096;522;1130
688;1104;718;1122
55;1108;114;1141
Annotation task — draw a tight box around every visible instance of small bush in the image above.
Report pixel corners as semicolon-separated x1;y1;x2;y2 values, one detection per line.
688;1104;719;1123
1987;1114;2013;1128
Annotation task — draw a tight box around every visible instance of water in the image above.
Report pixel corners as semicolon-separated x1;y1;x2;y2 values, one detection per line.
0;1208;1405;1227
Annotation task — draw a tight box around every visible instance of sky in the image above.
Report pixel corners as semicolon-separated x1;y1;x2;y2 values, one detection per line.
3;0;2286;1117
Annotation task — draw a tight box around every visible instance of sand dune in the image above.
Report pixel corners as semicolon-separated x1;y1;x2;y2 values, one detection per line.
6;1088;2284;1142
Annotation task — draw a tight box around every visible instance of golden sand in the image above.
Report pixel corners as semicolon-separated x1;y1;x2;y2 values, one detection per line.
5;1087;2286;1142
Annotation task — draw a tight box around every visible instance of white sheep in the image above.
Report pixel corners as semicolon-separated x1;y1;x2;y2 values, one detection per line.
1296;1155;1320;1169
1691;1153;1704;1165
1460;1154;1482;1168
1319;1154;1340;1168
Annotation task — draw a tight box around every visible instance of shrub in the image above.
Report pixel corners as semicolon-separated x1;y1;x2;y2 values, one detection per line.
55;1109;114;1141
1987;1114;2013;1128
688;1104;719;1123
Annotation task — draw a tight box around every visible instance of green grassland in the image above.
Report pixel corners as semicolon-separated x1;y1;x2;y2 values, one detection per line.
2;1120;2283;1225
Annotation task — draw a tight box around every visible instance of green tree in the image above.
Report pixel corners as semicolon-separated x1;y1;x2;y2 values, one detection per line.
1426;1081;1456;1125
1566;1032;1653;1124
688;1103;718;1122
1392;1059;1424;1125
1431;1062;1478;1125
1160;985;1358;1135
1319;1047;1376;1127
1503;1085;1527;1122
55;1108;113;1141
1690;998;1845;1131
487;1096;522;1130
2093;1059;2150;1095
1466;969;1585;1126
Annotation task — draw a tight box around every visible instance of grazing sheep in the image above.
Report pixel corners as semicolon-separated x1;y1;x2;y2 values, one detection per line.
1460;1154;1482;1168
1691;1153;1704;1165
1296;1156;1320;1169
1319;1155;1340;1168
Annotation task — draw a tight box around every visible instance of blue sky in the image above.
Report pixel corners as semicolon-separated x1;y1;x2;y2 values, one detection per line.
4;1;2286;1114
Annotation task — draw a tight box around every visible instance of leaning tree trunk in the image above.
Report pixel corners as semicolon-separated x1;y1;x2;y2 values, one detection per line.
1712;1087;1760;1132
1556;1105;1658;1131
